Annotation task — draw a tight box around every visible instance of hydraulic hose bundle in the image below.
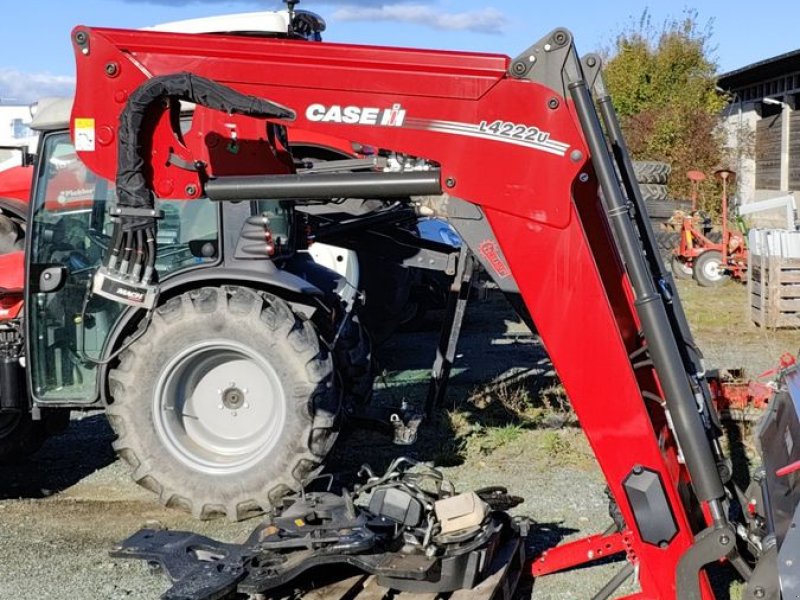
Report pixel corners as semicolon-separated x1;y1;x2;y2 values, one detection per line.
92;73;295;308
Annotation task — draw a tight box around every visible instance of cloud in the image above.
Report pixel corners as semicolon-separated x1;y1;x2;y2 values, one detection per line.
0;70;75;104
332;4;508;34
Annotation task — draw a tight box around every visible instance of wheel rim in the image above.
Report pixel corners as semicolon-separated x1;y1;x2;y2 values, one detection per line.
153;340;287;474
701;257;724;281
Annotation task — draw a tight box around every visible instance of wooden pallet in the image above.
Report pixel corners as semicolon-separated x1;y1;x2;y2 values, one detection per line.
267;536;525;600
749;253;800;329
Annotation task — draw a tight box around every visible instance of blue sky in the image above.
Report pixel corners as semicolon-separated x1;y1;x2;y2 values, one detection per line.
0;0;796;104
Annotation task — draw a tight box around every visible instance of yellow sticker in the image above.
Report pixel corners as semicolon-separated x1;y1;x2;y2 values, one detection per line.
74;118;95;152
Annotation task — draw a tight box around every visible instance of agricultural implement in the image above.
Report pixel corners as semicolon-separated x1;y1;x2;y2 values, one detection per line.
672;170;799;287
12;7;799;597
672;170;748;286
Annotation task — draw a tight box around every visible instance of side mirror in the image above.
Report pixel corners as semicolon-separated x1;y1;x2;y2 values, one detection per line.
29;264;67;294
0;145;34;168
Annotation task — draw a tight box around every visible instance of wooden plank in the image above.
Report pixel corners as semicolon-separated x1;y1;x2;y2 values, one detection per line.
302;575;371;600
756;113;782;189
780;298;800;311
775;314;800;328
760;240;768;325
356;577;443;600
354;577;390;600
780;285;800;298
778;257;800;268
778;272;800;283
768;254;781;327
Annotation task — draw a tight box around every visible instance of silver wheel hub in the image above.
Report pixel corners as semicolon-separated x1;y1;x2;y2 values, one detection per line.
154;340;287;475
703;259;723;280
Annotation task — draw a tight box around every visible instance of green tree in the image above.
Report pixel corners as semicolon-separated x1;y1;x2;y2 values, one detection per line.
603;10;727;200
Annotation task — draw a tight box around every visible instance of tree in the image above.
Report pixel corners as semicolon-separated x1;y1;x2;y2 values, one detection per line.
603;10;728;201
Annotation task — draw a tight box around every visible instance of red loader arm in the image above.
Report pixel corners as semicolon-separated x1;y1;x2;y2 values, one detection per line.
70;25;740;598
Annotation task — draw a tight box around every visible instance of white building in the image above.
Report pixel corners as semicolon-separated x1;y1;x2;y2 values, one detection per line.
0;104;37;170
719;51;800;225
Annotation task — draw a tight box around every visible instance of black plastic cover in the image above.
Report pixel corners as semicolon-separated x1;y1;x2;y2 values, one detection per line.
623;466;678;546
369;487;423;527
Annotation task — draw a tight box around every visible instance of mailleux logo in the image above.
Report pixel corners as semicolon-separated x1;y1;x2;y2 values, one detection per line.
306;103;406;126
478;240;510;278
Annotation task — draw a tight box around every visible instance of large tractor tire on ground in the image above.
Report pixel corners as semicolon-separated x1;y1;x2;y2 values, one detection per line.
653;231;679;265
638;183;668;203
633;161;671;184
107;286;340;521
693;250;729;287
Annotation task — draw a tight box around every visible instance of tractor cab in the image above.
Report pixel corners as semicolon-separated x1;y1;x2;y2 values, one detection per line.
25;100;296;404
28;103;211;403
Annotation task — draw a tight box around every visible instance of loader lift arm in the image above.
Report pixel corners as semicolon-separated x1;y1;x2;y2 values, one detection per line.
69;25;747;598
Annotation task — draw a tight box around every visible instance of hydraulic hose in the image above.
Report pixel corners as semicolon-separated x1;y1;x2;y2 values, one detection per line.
106;72;295;284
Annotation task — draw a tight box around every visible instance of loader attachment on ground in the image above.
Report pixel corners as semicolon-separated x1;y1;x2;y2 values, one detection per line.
65;21;799;598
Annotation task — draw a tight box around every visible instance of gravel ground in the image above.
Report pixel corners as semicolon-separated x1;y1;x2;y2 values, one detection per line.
0;279;794;599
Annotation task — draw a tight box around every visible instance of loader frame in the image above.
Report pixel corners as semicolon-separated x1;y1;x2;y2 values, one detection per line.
53;24;782;598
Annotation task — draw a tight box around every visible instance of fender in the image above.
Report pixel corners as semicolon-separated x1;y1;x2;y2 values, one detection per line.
0;197;27;221
96;262;327;404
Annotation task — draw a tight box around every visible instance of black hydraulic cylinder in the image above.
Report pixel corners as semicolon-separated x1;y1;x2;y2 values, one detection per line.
205;170;442;202
595;94;704;373
596;91;724;440
568;79;725;505
0;357;25;412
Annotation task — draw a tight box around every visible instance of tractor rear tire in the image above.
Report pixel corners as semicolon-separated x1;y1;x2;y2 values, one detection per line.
633;161;671;185
693;250;729;287
335;314;373;406
107;286;340;521
671;255;694;280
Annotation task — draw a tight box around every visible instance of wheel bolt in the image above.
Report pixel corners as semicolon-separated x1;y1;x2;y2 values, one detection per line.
232;411;238;417
244;403;250;409
218;404;223;410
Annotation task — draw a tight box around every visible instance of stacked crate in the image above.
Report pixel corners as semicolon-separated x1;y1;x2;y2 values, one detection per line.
748;230;800;328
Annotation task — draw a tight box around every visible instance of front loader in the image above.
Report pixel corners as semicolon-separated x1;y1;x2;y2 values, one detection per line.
22;19;798;599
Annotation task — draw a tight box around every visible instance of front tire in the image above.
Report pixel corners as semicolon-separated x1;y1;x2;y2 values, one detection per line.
107;286;339;521
693;250;729;287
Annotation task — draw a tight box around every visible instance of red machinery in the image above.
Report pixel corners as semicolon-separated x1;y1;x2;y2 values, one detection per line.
672;170;748;286
30;21;797;599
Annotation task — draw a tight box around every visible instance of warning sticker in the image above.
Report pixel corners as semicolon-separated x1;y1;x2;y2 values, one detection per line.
74;118;95;151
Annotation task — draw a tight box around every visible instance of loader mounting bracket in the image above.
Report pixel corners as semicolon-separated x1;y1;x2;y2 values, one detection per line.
111;460;523;600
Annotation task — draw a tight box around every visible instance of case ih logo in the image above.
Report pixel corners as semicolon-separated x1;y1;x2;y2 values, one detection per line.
478;240;510;278
306;103;406;126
